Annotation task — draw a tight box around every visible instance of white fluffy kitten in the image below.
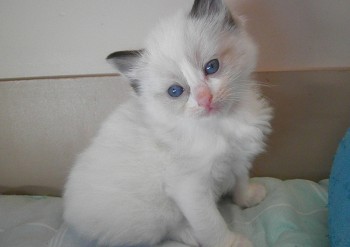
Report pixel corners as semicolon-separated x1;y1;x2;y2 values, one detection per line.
64;0;272;246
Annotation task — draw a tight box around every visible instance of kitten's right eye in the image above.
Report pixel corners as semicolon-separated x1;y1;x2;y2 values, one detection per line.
167;85;184;97
204;59;219;75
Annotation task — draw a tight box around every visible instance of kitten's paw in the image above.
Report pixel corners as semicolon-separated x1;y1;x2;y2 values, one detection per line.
222;234;253;247
169;226;199;247
234;234;253;247
236;183;266;208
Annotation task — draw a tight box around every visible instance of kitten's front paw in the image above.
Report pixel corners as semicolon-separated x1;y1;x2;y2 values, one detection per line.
221;234;253;247
236;183;266;208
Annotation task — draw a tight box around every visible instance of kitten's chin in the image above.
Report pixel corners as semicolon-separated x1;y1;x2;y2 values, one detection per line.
201;107;220;117
188;105;225;119
191;100;239;119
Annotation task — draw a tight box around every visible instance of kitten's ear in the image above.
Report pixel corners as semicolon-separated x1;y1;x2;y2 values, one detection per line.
190;0;223;17
106;50;143;93
189;0;235;27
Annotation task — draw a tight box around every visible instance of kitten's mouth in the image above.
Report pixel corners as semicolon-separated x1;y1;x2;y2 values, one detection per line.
198;104;221;117
205;104;216;113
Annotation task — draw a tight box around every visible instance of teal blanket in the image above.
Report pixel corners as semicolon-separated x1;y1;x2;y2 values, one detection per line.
0;178;329;247
221;178;329;247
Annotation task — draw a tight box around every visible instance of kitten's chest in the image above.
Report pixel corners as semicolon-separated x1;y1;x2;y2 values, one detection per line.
165;117;263;177
180;125;230;159
171;119;254;164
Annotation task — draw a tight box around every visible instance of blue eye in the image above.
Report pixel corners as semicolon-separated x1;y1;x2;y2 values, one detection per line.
204;59;219;75
167;85;184;97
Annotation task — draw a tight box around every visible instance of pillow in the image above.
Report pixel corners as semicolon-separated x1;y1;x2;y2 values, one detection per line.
329;128;350;247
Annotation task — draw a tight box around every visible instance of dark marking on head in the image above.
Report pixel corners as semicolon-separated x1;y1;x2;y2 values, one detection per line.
224;10;235;28
106;50;144;94
189;0;235;28
190;0;222;18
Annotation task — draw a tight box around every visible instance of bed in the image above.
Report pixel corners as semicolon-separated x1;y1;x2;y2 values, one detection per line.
0;178;329;247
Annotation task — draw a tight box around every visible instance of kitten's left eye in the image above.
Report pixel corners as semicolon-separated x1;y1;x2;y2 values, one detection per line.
204;59;219;75
167;85;184;97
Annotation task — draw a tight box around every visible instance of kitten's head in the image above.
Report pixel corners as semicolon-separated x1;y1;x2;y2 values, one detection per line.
108;0;257;122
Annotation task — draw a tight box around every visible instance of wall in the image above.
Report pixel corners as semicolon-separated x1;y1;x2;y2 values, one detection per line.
1;0;350;79
0;0;190;79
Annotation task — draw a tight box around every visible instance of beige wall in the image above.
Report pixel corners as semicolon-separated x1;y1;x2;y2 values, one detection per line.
1;71;349;195
254;70;350;180
230;0;350;71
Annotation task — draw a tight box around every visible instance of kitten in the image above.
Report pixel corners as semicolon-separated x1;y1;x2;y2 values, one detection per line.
63;0;272;246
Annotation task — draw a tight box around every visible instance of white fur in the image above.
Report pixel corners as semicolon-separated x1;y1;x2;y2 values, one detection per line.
64;2;272;247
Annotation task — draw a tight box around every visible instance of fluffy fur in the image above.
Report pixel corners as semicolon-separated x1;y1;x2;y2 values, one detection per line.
64;0;272;246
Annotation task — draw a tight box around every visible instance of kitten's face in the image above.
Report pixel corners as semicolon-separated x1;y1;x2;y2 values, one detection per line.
108;0;257;122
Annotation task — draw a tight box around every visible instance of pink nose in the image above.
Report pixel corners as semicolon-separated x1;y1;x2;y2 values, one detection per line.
196;86;213;110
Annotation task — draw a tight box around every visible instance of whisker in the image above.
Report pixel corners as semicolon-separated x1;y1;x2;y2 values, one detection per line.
239;79;276;88
214;89;242;104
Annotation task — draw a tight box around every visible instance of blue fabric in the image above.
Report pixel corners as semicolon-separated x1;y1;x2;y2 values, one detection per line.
329;128;350;247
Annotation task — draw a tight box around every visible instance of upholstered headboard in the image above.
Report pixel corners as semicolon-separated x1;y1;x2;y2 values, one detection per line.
1;70;349;196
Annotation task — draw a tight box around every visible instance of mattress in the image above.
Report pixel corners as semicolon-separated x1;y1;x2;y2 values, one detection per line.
0;178;329;247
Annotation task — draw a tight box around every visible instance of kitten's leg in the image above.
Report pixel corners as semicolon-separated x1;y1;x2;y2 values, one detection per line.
168;225;199;246
168;177;252;247
233;173;266;208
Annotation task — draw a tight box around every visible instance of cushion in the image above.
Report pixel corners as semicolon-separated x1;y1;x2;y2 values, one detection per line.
329;128;350;246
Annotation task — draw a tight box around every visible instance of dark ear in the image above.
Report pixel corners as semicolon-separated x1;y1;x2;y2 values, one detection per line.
189;0;235;27
190;0;223;18
106;50;143;93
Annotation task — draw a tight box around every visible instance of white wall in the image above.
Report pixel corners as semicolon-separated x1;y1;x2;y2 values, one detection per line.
0;0;350;79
